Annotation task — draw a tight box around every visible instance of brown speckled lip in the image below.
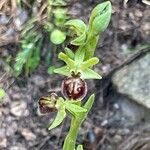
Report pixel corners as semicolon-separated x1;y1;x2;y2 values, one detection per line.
61;76;87;100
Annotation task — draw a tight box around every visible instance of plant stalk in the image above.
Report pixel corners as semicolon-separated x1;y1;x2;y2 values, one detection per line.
63;116;82;150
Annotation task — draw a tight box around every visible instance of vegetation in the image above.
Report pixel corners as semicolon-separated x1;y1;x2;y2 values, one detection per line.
38;1;112;150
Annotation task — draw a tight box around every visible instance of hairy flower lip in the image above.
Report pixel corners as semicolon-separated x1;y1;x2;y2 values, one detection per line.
38;92;58;115
61;75;87;100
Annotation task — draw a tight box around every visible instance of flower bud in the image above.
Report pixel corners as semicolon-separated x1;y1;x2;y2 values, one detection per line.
38;92;58;114
61;73;87;100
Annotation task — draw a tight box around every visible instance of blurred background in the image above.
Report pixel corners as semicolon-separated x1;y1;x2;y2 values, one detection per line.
0;0;150;150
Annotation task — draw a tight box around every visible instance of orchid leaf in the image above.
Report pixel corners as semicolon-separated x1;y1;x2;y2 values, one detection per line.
48;98;66;130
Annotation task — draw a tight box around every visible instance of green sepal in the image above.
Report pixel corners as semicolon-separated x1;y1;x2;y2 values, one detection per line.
71;32;87;46
81;68;102;79
64;47;75;59
74;46;85;64
65;101;87;117
58;52;75;68
80;57;99;69
48;98;66;130
65;19;86;35
47;66;55;75
77;145;83;150
54;66;71;76
88;1;112;35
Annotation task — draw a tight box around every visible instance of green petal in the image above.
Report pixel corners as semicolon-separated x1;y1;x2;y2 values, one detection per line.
80;57;99;69
48;98;66;130
65;19;86;34
54;66;71;76
81;68;102;79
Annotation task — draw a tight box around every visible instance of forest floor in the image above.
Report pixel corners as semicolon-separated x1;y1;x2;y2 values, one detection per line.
0;0;150;150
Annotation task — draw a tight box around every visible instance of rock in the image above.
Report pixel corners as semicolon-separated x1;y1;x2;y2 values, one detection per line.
112;134;122;143
0;138;7;148
14;9;28;31
6;121;18;137
112;52;150;109
10;101;29;117
21;128;36;141
30;75;45;88
0;128;6;138
0;15;9;24
10;145;27;150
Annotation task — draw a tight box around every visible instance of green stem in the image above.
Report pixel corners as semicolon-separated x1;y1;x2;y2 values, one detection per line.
63;116;82;150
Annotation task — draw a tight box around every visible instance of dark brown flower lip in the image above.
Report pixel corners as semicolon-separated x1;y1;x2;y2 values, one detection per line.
38;105;57;115
61;76;87;100
38;92;58;115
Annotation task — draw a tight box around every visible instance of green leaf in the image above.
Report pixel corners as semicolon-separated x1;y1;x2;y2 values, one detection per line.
58;52;75;68
54;66;71;76
48;98;66;130
77;145;83;150
65;101;87;116
83;94;95;113
14;44;32;75
28;38;42;72
80;57;99;69
64;47;75;59
71;32;87;46
0;88;6;101
65;19;86;35
81;68;102;79
50;29;66;44
88;1;112;35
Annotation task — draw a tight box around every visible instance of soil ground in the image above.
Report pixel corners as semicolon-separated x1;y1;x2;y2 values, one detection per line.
0;0;150;150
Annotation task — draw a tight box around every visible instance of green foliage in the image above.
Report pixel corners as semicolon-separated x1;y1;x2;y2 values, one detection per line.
47;0;69;45
13;0;69;76
0;88;6;102
50;29;66;45
39;1;111;150
14;21;43;76
54;1;111;80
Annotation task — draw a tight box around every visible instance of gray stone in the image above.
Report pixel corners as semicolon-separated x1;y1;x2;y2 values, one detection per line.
10;101;29;117
20;128;36;141
0;138;7;148
112;52;150;109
